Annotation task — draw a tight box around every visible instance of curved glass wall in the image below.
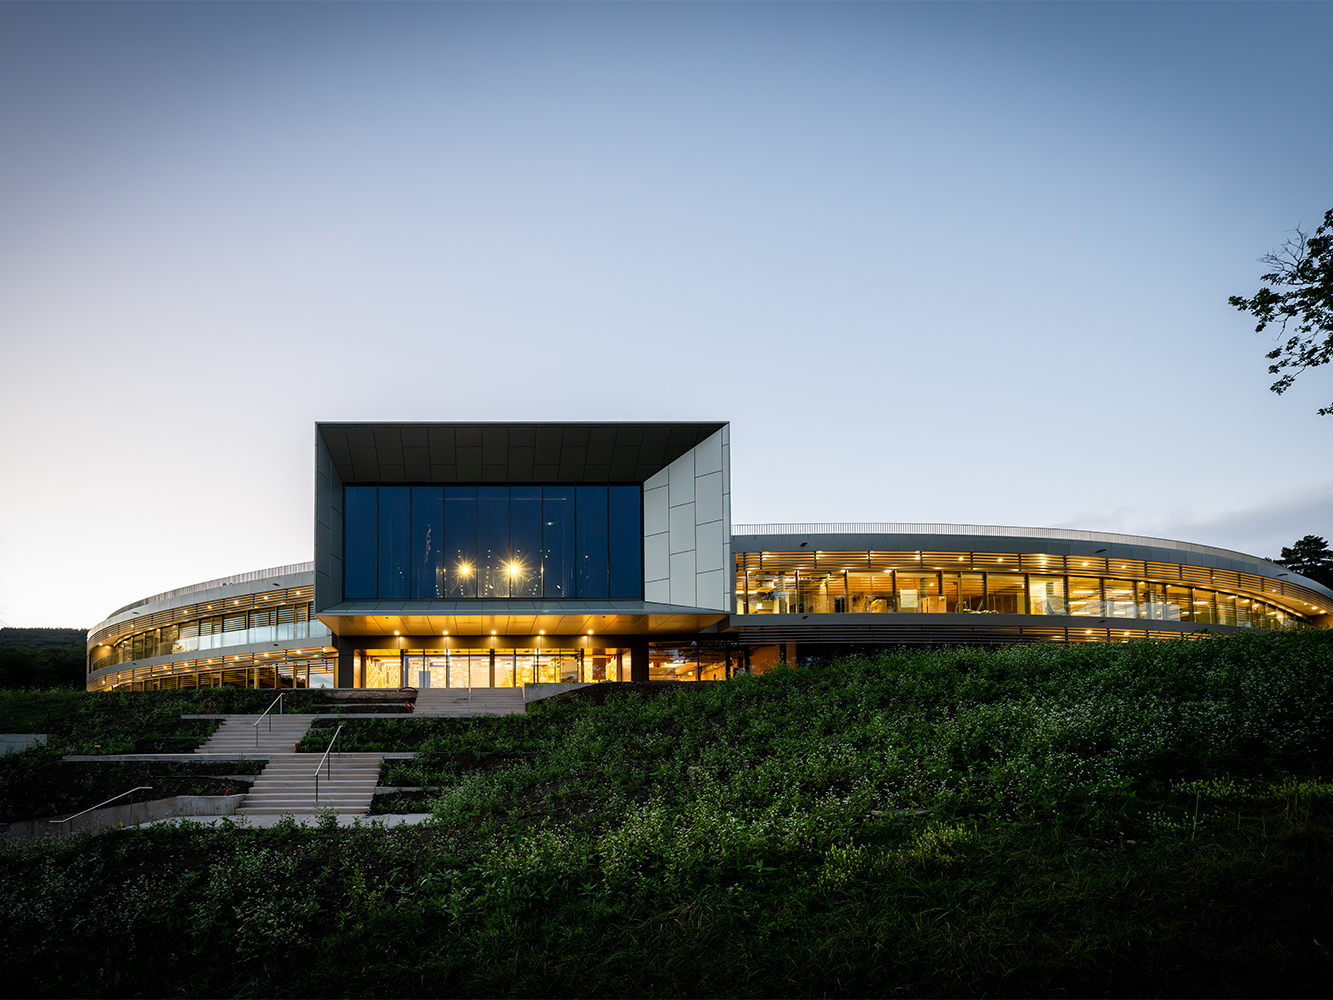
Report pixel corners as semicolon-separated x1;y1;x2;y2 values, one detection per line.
90;602;329;672
91;651;337;692
735;550;1328;628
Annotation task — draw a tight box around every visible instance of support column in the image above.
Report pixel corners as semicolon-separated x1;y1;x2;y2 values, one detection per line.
629;637;649;683
336;636;355;689
488;649;496;688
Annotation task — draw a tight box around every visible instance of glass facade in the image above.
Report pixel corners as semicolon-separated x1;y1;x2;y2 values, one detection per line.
344;485;642;601
736;550;1307;629
91;601;329;672
390;648;626;687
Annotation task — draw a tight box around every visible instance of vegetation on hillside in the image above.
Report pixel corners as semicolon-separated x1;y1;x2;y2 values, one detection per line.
3;631;1332;997
0;628;87;689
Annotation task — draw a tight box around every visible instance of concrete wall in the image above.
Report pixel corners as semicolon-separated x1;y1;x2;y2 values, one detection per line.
0;734;47;755
3;794;243;841
643;426;732;612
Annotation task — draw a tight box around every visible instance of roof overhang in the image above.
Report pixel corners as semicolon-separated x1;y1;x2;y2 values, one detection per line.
316;421;727;484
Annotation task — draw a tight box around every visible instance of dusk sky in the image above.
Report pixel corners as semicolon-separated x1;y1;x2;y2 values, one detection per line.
2;2;1331;628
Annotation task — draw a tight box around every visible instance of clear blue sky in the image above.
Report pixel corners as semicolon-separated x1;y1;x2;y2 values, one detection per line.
1;2;1330;627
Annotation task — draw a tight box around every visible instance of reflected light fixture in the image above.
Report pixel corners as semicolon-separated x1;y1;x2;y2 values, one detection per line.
460;565;471;575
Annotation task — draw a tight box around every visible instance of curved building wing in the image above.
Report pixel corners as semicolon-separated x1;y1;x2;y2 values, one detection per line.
85;423;1333;691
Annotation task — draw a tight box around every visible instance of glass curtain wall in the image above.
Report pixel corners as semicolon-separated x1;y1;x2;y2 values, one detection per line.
345;485;641;601
735;552;1304;629
399;648;625;688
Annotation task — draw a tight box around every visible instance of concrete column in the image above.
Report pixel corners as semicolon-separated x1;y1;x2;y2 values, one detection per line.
629;637;649;683
336;637;355;688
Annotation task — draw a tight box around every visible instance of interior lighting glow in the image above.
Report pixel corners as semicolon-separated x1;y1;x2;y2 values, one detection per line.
459;565;471;576
509;563;520;575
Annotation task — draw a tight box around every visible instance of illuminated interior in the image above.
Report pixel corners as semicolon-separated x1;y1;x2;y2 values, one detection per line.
734;549;1333;626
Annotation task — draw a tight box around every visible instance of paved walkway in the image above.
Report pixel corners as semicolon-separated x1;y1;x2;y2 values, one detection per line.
143;811;434;829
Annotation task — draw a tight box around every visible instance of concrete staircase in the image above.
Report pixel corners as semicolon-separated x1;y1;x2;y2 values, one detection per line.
415;687;525;717
238;752;385;816
195;714;318;755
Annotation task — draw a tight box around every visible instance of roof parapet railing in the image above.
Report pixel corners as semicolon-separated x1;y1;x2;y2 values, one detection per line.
252;692;284;747
313;724;342;805
50;786;153;826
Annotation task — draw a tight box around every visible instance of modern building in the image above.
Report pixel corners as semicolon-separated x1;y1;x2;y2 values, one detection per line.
86;421;1333;692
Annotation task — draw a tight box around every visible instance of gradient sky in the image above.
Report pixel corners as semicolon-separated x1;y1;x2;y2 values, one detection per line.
2;2;1331;628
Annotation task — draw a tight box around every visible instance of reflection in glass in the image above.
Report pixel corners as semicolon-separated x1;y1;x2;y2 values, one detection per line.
576;486;609;598
411;486;444;599
1068;577;1103;617
378;487;410;600
510;487;542;598
1167;586;1191;621
544;488;575;599
1104;580;1137;619
478;487;510;599
608;485;643;598
445;487;477;599
344;486;377;599
1028;576;1067;615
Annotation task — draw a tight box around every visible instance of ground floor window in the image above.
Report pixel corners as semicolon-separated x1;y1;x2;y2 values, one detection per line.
355;648;629;688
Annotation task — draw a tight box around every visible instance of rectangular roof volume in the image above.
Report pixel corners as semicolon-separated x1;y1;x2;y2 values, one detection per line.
316;421;727;484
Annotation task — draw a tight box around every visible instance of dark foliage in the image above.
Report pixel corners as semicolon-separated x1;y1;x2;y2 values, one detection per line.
1230;207;1333;415
1277;534;1333;589
0;628;87;689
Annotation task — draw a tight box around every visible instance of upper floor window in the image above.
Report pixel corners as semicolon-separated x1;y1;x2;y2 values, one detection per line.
343;485;642;601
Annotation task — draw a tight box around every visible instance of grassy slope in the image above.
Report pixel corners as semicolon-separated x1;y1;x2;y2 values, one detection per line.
3;631;1333;998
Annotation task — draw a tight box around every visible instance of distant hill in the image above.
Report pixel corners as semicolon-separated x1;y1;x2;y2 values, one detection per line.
0;628;87;650
0;629;87;689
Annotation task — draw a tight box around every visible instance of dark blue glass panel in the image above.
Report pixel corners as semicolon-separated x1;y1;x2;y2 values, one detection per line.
543;488;575;599
576;486;609;599
410;486;444;599
510;487;542;598
477;486;510;599
444;486;477;599
343;486;377;600
608;486;642;598
378;487;410;600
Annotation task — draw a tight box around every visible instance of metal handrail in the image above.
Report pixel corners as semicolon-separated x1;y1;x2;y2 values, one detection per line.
252;692;284;746
312;724;343;804
51;786;153;825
